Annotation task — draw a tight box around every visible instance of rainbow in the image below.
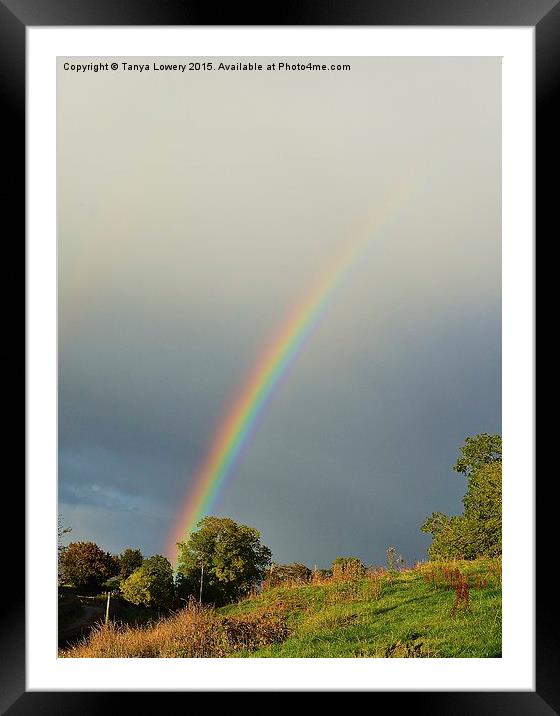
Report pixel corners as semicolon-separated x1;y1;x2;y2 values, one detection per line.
166;180;416;560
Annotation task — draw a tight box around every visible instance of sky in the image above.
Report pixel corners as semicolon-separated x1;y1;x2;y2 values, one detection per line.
58;57;501;567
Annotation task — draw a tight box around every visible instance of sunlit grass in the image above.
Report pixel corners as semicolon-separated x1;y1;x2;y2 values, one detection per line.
60;558;501;658
220;558;501;658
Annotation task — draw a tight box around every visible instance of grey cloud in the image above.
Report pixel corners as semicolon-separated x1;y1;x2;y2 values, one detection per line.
58;56;501;565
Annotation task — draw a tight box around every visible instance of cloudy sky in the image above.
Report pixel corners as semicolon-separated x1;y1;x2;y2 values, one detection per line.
58;57;501;567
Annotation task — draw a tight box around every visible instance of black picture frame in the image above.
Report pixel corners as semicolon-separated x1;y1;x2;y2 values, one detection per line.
7;0;547;710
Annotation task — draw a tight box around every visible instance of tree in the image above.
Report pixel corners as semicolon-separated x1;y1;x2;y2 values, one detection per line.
118;548;144;580
461;460;501;557
176;516;272;605
57;517;72;585
421;514;470;561
421;434;502;560
59;541;119;590
121;555;175;609
453;433;502;477
57;516;72;556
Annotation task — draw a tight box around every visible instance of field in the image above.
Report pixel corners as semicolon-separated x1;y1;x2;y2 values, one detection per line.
60;558;501;658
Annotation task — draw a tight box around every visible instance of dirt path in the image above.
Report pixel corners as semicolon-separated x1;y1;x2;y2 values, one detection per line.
59;602;105;648
65;604;104;631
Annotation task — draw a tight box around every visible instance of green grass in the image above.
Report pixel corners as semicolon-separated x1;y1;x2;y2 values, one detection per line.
60;559;501;658
217;559;501;658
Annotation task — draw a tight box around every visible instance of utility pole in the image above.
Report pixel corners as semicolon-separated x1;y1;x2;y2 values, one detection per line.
199;563;204;604
105;591;111;625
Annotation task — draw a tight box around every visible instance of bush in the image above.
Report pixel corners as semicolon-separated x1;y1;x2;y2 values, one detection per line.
331;557;366;580
221;613;289;651
121;555;175;609
263;562;312;589
61;601;289;658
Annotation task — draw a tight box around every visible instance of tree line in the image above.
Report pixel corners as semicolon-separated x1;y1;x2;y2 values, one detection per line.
58;433;501;609
58;517;273;608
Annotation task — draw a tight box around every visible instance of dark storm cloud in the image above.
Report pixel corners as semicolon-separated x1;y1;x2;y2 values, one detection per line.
58;56;501;564
214;300;500;566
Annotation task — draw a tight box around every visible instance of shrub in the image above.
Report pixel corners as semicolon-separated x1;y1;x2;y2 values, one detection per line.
386;547;406;573
263;562;312;589
121;555;175;609
61;600;289;658
221;613;289;651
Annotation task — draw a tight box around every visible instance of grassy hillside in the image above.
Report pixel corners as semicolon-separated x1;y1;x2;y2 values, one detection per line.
61;558;500;658
219;558;501;658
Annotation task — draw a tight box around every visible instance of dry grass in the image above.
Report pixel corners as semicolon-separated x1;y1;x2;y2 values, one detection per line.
367;569;385;601
61;558;501;659
325;581;362;604
61;599;288;658
450;573;470;617
414;559;503;617
417;559;501;591
331;561;365;582
221;613;289;651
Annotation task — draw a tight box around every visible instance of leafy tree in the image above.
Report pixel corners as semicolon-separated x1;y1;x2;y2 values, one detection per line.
121;555;175;608
59;541;119;590
118;548;144;580
421;514;470;560
421;434;502;560
461;460;501;557
176;516;272;605
420;512;450;536
453;433;501;477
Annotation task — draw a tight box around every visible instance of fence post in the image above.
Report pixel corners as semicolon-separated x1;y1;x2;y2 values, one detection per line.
105;591;111;625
